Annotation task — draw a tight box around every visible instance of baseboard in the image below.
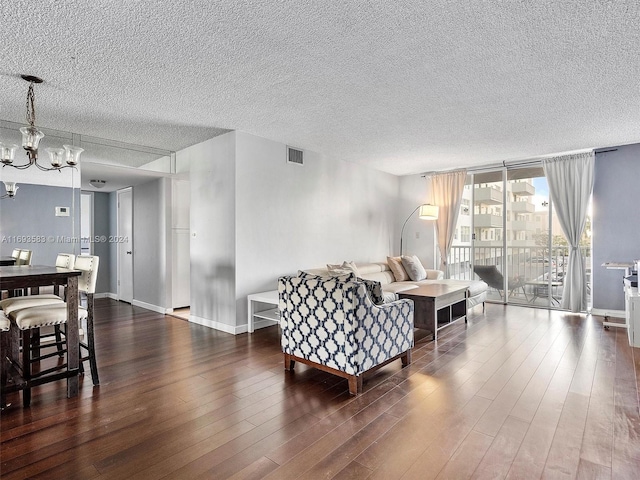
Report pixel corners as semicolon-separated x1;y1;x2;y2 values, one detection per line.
591;308;625;319
95;292;118;300
131;299;171;315
189;315;245;335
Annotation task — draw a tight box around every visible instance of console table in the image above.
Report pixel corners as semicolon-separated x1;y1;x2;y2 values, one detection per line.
625;285;640;347
247;290;279;333
398;284;467;341
601;261;635;329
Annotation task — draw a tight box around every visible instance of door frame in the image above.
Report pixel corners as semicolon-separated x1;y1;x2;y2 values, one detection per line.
117;187;133;303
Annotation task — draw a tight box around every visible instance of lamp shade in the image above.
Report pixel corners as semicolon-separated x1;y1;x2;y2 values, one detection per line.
20;126;44;151
3;182;18;197
418;204;439;220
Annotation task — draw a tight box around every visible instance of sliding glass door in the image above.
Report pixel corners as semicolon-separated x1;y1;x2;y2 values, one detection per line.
448;165;592;309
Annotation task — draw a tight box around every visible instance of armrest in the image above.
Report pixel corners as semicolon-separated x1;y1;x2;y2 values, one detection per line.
425;269;444;280
347;288;414;375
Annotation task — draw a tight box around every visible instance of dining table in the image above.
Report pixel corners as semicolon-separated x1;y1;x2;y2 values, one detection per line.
0;256;16;266
0;265;81;402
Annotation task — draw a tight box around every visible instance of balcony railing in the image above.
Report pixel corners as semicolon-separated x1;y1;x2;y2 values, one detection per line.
447;244;592;306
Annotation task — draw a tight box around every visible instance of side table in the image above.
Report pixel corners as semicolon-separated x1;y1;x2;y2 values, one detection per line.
247;290;279;333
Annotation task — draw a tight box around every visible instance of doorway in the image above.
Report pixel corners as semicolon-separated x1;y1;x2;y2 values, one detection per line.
117;187;133;303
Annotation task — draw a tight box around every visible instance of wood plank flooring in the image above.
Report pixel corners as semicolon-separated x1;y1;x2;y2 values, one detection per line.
1;299;639;479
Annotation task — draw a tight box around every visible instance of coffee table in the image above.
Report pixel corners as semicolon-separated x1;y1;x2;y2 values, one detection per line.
398;284;468;341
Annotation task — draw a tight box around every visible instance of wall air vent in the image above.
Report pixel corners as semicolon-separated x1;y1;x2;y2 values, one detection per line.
287;146;304;166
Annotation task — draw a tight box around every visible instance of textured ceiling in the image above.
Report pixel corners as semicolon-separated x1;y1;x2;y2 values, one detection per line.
2;1;640;176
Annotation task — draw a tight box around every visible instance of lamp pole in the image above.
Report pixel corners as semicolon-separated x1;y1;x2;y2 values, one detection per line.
399;205;422;256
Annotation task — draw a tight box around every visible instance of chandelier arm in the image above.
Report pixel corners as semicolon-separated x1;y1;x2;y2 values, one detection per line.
5;162;33;170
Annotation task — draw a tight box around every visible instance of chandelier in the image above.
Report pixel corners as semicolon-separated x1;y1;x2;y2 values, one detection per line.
0;75;84;170
1;181;18;199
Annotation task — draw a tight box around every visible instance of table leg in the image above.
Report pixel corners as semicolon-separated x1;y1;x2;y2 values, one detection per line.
247;298;253;333
66;276;79;398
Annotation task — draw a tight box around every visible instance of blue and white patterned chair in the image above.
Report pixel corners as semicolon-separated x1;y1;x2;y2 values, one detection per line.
278;274;414;395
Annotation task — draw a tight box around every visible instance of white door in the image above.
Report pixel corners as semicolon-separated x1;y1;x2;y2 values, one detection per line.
117;188;133;303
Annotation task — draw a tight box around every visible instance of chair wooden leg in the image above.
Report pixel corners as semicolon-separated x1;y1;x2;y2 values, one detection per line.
31;329;41;360
1;331;8;409
348;375;363;395
401;350;411;366
21;330;31;407
85;306;99;386
284;353;295;371
54;325;64;357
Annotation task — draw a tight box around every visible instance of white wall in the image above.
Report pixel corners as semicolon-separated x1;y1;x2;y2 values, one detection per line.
177;132;237;332
397;174;438;269
592;144;640;313
176;130;404;333
132;178;170;310
235;131;400;329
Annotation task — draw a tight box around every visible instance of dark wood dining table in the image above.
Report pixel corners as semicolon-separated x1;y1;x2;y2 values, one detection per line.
0;265;81;400
0;256;16;266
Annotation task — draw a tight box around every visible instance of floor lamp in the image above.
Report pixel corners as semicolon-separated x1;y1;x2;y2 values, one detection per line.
399;204;439;256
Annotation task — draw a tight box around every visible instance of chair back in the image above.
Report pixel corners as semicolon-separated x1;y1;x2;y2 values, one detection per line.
55;253;76;269
473;265;505;291
11;248;22;259
74;255;99;294
17;249;32;265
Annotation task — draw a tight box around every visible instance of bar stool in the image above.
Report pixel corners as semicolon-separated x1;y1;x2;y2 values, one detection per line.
1;313;10;409
16;249;32;266
0;254;75;314
8;255;100;406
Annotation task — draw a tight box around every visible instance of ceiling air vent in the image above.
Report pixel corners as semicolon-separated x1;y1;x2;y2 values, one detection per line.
287;146;304;166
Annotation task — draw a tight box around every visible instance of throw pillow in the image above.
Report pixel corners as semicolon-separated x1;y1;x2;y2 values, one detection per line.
387;256;410;282
327;263;349;275
401;255;427;281
327;261;360;277
341;261;360;277
357;277;385;305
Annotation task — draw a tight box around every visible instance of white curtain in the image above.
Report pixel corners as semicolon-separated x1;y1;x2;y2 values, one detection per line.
542;151;594;312
429;169;467;276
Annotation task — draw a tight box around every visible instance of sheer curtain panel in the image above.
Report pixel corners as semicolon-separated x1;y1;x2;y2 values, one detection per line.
429;170;467;276
542;151;594;312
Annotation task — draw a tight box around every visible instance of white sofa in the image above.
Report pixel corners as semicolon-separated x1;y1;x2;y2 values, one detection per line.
305;262;488;310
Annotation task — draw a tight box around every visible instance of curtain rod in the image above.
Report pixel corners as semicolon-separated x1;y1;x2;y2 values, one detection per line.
421;147;617;177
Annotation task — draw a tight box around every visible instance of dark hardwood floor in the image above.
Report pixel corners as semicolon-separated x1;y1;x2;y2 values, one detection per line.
1;299;639;479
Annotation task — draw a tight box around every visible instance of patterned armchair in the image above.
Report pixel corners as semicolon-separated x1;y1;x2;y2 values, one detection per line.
278;274;414;395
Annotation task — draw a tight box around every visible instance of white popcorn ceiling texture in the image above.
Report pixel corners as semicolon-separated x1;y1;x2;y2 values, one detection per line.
1;1;639;176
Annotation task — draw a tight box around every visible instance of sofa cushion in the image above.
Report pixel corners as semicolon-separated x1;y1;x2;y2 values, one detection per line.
438;279;488;297
401;255;427;281
387;256;410;282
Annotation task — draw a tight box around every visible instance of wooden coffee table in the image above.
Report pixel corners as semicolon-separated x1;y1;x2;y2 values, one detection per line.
398;284;468;341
